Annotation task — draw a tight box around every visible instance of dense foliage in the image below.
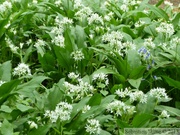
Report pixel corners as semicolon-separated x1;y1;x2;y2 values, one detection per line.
0;0;180;134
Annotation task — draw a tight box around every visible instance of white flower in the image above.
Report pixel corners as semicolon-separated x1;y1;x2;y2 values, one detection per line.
55;17;73;26
0;122;2;127
129;91;147;103
32;0;38;4
52;34;65;48
34;39;46;47
144;37;156;48
13;63;31;77
115;88;130;98
27;121;38;129
120;4;129;12
0;1;12;13
71;50;84;61
164;1;173;8
135;20;145;28
87;13;104;25
55;0;62;6
107;100;135;116
82;105;91;113
44;102;73;123
68;72;79;80
74;0;84;9
156;22;174;37
0;80;6;86
160;110;170;118
85;119;101;135
75;7;93;20
92;73;109;86
149;87;169;100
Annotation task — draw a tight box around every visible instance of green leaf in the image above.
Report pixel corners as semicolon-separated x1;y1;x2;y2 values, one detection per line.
23;45;34;63
28;125;51;135
172;12;180;28
16;76;49;98
132;113;154;127
88;93;102;106
127;50;141;70
16;103;33;112
121;26;137;39
128;78;142;89
0;61;12;81
146;4;169;21
0;80;21;105
129;66;146;79
1;119;13;135
0;105;12;113
74;25;86;49
38;52;56;72
137;96;156;114
155;105;180;116
46;84;64;110
144;23;157;36
162;76;180;90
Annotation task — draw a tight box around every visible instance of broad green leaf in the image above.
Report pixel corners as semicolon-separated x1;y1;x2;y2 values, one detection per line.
53;45;73;70
132;113;154;127
100;130;111;135
137;96;156;114
127;50;141;70
23;45;34;63
117;119;131;129
46;84;64;110
172;12;180;28
28;125;51;135
0;80;21;105
128;78;142;89
1;119;13;135
74;25;86;49
0;105;12;113
121;26;137;39
162;76;180;90
155;105;180;116
144;23;157;36
88;93;102;106
0;61;12;81
129;66;146;79
38;52;56;72
16;76;49;98
16;103;33;112
146;5;169;21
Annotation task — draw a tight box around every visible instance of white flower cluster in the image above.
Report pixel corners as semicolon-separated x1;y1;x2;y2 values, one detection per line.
34;39;46;48
68;72;80;80
75;7;93;21
129;91;147;103
85;119;101;135
149;87;168;101
0;80;6;87
104;12;114;22
92;73;109;86
51;17;73;48
64;79;94;101
5;38;19;54
135;20;146;28
82;105;91;113
160;110;170;118
107;100;136;116
156;22;174;37
44;102;73;123
13;63;31;77
74;0;84;9
27;120;38;129
87;13;104;25
169;37;180;49
102;31;133;56
164;1;173;9
116;88;147;103
0;1;12;13
55;0;62;6
144;37;156;48
120;0;141;12
71;50;85;61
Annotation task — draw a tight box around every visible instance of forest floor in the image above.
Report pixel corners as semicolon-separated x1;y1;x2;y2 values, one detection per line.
149;0;179;7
